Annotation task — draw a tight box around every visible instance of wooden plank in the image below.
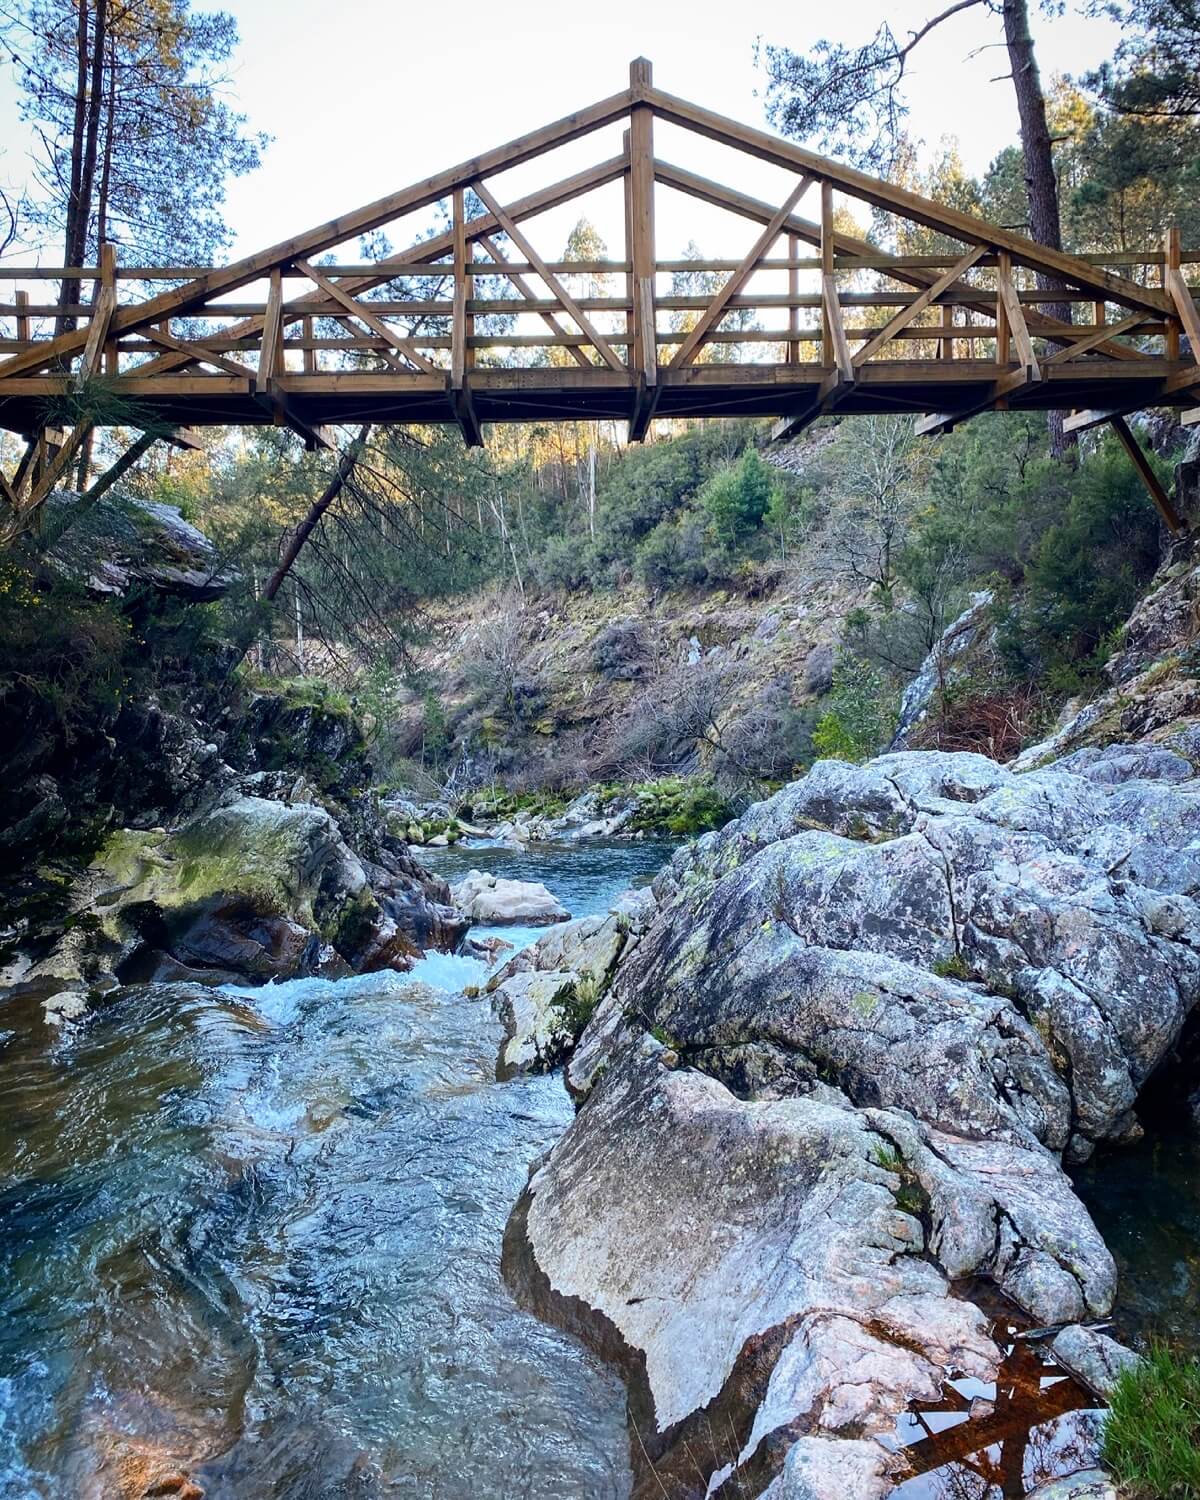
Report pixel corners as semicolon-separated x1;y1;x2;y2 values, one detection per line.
638;82;1173;316
0;85;637;378
477;232;589;368
629;59;656;383
1044;312;1147;365
259;270;285;385
294;258;441;377
822;274;853;382
854;245;985;367
788;232;800;366
1110;414;1185;534
1181;407;1200;427
996;254;1039;373
1063;407;1121;434
80;246;118;379
668;172;811;369
1165;228;1181;362
652;158;1146;362
471;179;626;373
139;323;256;378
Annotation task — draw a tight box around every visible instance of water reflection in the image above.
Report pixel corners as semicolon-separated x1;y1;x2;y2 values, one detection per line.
889;1340;1102;1500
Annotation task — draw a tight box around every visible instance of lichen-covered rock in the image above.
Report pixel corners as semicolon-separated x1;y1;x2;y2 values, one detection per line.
1049;1325;1140;1400
47;492;235;601
25;794;464;994
488;908;635;1076
508;744;1200;1496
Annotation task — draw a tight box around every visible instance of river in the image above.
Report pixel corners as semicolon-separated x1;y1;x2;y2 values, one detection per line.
0;837;674;1499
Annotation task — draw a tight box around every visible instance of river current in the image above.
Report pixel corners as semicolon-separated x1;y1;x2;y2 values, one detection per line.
0;838;674;1499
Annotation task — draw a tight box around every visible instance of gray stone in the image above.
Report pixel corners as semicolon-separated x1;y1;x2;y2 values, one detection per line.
1050;1324;1140;1399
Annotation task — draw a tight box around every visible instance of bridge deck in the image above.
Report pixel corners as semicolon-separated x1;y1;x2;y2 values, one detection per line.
0;358;1187;434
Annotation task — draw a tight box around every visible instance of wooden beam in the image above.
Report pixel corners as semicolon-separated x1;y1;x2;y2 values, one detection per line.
294;258;441;377
668;173;811;369
788;232;801;366
138;324;256;379
477;233;589;368
1110;414;1186;534
821;181;835;369
452;187;468;390
1180;407;1200;427
471;179;626;373
629;59;656;385
79;246;118;378
638;82;1173;317
996;254;1039;374
853;245;985;367
1165;228;1181;362
1044;312;1147;365
822;275;853;383
259;270;285;386
0;85;638;378
1165;267;1200;357
450;383;484;447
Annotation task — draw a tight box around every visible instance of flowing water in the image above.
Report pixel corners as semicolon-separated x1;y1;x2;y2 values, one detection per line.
0;837;673;1499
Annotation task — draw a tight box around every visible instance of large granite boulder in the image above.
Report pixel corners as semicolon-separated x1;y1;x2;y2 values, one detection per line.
506;745;1197;1496
24;793;466;999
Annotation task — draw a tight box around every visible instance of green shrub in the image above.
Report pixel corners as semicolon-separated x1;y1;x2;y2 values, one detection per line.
812;655;896;763
1102;1345;1200;1499
700;448;777;548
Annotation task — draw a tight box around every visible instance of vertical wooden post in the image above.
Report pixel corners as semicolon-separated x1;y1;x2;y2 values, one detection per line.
820;181;834;369
1165;227;1181;362
452;186;468;389
996;251;1011;366
623;129;635;368
100;241;117;374
303;315;315;375
787;232;800;366
14;289;29;348
260;267;284;400
940;300;954;361
629;58;656;383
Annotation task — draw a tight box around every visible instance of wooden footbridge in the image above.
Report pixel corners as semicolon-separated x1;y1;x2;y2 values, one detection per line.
2;58;1199;531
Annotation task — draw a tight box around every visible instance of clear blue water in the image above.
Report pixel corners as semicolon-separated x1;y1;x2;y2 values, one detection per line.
0;837;674;1499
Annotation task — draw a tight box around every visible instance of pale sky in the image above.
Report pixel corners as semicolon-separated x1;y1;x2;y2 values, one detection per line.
0;0;1122;347
0;0;1122;263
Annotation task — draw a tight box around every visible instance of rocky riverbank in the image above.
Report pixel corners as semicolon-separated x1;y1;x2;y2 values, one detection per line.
493;733;1200;1497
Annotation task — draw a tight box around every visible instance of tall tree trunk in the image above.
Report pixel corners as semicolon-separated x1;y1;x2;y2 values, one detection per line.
262;425;370;601
57;0;92;332
76;0;109;264
1001;0;1073;456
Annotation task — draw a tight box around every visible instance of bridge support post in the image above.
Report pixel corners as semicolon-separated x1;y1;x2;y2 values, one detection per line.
628;57;657;438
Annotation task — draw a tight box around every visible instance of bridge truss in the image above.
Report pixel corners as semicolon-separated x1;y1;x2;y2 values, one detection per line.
1;58;1198;533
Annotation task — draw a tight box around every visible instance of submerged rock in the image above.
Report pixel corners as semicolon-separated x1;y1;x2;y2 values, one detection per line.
505;744;1200;1495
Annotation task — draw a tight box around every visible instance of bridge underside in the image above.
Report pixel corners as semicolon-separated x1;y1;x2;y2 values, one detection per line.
0;360;1190;434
